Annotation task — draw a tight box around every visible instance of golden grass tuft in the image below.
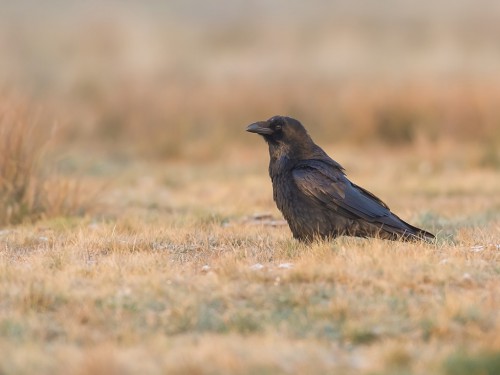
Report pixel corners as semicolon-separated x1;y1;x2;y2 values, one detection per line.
0;103;92;226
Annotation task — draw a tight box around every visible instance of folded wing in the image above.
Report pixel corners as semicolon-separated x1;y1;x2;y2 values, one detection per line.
292;159;433;239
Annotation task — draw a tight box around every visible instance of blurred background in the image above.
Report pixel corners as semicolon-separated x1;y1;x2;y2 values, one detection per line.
1;0;499;163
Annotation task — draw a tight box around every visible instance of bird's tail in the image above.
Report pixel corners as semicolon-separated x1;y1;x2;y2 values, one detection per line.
400;224;435;242
378;215;435;242
382;219;436;242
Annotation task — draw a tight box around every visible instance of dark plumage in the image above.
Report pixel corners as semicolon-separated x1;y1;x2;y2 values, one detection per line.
246;115;435;242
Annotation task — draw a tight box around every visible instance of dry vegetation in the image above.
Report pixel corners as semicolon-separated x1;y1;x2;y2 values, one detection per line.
1;1;500;374
1;140;498;375
0;103;92;226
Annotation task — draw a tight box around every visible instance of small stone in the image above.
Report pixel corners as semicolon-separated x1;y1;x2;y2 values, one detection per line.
250;263;264;271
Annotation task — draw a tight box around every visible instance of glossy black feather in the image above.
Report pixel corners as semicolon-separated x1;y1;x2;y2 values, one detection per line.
246;116;435;242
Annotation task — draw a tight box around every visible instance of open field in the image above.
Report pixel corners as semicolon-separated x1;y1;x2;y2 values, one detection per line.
1;141;499;375
1;1;500;374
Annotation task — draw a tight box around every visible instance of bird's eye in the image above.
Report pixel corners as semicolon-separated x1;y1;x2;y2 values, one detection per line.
270;117;285;131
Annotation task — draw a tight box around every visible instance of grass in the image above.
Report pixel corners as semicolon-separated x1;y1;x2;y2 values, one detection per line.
0;143;498;374
0;104;94;225
49;81;500;163
444;351;500;375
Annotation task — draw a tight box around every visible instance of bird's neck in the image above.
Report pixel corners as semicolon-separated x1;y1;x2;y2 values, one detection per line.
268;141;290;162
268;154;290;179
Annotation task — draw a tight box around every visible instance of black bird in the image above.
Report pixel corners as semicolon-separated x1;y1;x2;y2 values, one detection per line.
246;115;434;242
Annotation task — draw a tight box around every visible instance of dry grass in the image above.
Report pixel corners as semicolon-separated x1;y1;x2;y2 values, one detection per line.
50;81;500;163
0;146;499;375
2;2;500;162
0;103;94;225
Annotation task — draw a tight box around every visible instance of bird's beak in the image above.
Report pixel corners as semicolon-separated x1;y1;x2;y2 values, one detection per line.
246;121;274;135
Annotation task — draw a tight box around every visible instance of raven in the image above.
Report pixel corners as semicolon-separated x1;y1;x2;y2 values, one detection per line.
246;115;434;242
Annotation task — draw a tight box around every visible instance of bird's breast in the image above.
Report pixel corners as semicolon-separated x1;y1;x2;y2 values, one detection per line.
272;170;310;220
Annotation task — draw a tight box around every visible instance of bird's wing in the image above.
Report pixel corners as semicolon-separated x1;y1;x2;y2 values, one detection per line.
292;160;393;222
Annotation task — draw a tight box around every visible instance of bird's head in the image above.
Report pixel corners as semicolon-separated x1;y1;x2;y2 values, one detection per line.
246;116;320;160
246;115;308;141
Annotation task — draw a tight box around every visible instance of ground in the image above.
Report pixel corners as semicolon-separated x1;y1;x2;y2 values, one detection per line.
1;145;499;375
